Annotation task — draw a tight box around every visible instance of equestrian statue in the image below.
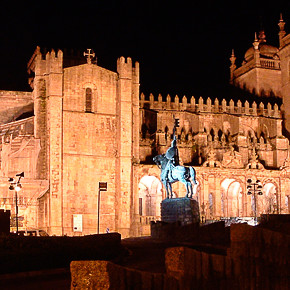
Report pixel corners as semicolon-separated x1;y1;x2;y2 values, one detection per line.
153;118;197;199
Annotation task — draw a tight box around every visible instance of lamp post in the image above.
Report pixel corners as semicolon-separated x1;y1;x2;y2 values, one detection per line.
247;178;263;223
98;182;107;234
8;172;24;235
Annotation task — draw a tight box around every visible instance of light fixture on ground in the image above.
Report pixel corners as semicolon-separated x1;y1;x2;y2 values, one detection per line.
8;172;24;235
247;178;263;223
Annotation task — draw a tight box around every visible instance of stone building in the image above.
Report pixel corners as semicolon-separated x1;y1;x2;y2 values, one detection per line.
0;17;289;237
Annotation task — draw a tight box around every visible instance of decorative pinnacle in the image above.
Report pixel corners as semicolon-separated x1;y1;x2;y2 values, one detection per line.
253;32;259;50
278;13;285;31
230;49;236;65
280;12;283;22
83;49;96;64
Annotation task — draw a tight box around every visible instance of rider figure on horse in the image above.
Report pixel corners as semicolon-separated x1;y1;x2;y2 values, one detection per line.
164;135;179;181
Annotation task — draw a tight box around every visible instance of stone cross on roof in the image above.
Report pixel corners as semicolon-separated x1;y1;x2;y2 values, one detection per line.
83;49;95;64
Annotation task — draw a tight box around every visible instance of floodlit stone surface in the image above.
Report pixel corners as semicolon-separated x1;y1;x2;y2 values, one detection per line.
0;19;289;237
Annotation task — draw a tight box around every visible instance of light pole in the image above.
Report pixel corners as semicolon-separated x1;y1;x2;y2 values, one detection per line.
247;178;263;223
8;172;24;235
98;182;107;234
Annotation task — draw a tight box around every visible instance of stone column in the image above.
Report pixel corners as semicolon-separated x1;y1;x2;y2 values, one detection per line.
46;50;64;236
116;57;138;238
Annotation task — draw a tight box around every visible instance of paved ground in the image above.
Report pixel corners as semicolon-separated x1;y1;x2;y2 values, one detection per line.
119;236;176;273
0;268;71;290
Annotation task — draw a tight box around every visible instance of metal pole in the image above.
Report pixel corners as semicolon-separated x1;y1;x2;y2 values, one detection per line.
15;190;18;235
254;190;257;222
97;189;100;234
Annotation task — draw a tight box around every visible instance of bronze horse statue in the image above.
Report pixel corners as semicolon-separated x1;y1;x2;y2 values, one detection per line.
153;154;197;199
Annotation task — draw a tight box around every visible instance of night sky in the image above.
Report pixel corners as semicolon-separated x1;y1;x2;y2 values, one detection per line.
0;0;289;99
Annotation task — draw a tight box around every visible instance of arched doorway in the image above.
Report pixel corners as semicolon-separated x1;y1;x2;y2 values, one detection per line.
261;182;278;214
138;176;163;218
221;179;243;217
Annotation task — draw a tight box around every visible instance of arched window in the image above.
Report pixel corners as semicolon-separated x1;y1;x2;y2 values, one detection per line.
85;88;92;112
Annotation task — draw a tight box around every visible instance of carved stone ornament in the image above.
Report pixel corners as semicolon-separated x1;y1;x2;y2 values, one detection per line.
245;147;264;169
202;145;222;168
222;146;244;169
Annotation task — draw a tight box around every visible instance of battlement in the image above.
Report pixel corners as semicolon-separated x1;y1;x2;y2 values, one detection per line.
27;47;63;78
117;56;139;80
45;49;63;74
140;93;282;118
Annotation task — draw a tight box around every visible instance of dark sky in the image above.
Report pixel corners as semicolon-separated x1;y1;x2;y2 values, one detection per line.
0;0;289;98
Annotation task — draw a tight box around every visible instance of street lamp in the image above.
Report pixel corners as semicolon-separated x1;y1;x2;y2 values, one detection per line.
8;172;24;235
247;178;263;223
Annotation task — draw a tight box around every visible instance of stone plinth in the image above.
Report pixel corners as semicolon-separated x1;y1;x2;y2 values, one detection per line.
161;198;200;225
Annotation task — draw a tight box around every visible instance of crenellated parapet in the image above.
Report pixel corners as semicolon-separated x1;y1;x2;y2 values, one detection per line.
140;93;281;118
27;47;64;88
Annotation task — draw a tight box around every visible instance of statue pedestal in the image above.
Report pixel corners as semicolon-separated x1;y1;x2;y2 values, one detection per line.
161;198;200;225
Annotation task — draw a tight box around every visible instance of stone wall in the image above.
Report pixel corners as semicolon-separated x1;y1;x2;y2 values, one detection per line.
165;224;289;289
0;91;33;124
70;260;172;290
151;220;228;245
70;224;289;289
140;92;286;169
0;233;121;274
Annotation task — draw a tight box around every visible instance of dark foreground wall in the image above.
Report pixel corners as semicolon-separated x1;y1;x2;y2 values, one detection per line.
70;224;289;289
151;220;229;246
0;233;122;274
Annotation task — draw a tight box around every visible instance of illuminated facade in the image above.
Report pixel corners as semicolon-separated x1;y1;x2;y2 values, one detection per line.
0;17;289;237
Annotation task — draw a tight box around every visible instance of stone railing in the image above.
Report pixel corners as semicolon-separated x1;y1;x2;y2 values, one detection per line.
140;93;281;118
139;215;160;225
260;58;280;69
0;117;34;143
233;57;280;79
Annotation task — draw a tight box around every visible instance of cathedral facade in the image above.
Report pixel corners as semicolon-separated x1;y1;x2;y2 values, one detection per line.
0;18;289;237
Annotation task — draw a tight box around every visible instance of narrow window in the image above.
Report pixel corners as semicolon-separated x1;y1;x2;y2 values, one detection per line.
139;198;143;215
85;88;92;112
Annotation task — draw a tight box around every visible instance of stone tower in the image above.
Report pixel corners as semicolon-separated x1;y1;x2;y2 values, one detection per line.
230;31;282;97
28;47;64;234
27;48;140;237
116;56;140;237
